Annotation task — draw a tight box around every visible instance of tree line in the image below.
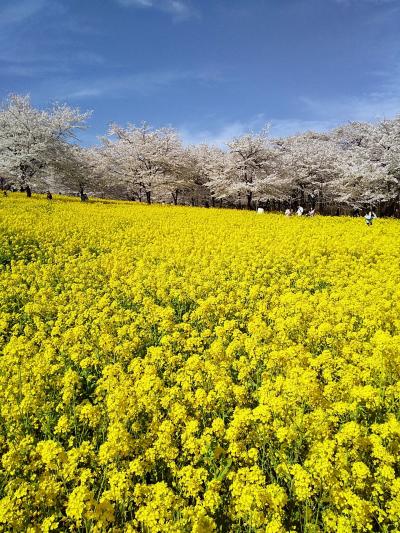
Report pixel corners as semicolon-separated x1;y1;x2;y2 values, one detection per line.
1;94;400;215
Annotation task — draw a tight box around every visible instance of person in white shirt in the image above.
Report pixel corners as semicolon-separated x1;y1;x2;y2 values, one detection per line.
364;211;377;226
296;206;304;216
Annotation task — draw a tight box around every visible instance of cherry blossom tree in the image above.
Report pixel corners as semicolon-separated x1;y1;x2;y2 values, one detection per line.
49;145;101;198
2;92;399;215
0;94;90;194
332;120;399;212
189;144;227;207
152;145;195;205
205;128;277;209
100;123;189;204
273;132;347;212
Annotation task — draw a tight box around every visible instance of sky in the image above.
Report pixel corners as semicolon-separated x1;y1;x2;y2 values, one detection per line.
0;0;400;146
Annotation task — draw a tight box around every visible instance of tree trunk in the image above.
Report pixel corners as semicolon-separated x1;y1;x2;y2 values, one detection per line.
26;185;32;198
299;186;305;206
146;191;151;204
246;192;253;210
172;191;178;205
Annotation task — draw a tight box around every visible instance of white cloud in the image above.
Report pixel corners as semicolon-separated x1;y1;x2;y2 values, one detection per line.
0;0;47;26
180;121;251;147
334;0;397;4
67;88;104;99
0;49;105;79
115;0;198;20
180;113;273;147
0;1;102;82
301;93;400;123
1;63;72;77
179;116;339;147
52;68;220;101
119;0;153;6
269;118;337;138
75;52;105;66
297;53;400;123
300;62;400;124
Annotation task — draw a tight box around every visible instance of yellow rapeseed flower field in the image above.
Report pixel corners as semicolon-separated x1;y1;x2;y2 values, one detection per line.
1;194;400;532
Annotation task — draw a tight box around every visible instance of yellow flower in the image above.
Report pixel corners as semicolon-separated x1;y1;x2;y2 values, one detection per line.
1;194;400;531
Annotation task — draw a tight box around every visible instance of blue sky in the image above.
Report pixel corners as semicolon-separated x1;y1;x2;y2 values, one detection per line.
1;0;400;145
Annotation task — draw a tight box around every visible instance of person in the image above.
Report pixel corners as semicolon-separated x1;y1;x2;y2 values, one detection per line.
46;191;53;200
284;208;292;217
296;206;304;216
307;208;315;217
3;190;8;197
364;210;377;226
26;185;32;198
